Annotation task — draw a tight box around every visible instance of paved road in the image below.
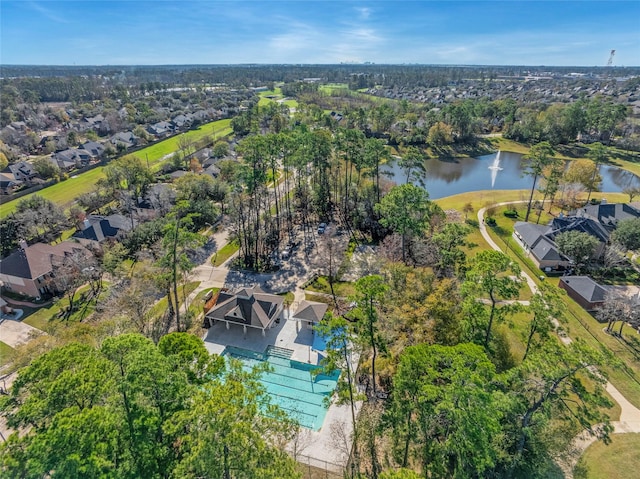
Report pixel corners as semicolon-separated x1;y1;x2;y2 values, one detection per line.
477;202;640;478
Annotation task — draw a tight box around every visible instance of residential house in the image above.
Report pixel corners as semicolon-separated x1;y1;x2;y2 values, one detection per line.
80;141;105;160
558;276;608;312
291;300;328;331
572;202;640;229
0;171;20;195
73;214;135;246
8;161;38;184
52;148;91;170
513;222;571;271
204;286;284;336
146;121;174;138
513;202;639;271
171;114;191;129
110;131;138;150
0;240;91;298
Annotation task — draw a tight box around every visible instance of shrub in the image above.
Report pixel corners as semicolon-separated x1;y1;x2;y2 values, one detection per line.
503;209;519;218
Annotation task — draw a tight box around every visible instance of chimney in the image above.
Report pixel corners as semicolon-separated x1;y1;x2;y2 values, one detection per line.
19;239;28;250
82;219;91;231
601;198;607;205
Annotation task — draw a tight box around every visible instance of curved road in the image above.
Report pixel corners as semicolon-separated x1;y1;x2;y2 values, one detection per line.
477;202;640;477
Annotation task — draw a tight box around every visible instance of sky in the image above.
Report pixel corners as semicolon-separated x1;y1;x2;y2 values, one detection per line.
1;1;639;66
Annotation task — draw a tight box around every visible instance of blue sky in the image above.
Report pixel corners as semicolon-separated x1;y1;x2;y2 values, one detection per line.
1;1;639;66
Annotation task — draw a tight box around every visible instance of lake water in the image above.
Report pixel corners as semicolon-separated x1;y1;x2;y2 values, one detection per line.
383;151;640;200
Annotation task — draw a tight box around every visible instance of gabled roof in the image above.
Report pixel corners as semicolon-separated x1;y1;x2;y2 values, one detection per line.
0;241;88;280
73;214;134;242
574;203;640;229
549;217;610;243
559;276;608;303
206;286;284;329
80;141;105;157
292;300;328;323
513;222;550;248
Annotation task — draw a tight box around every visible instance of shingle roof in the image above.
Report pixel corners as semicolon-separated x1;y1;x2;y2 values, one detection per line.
514;222;550;248
0;242;88;280
292;300;328;323
206;286;284;329
574;203;640;228
559;276;608;303
549;217;610;243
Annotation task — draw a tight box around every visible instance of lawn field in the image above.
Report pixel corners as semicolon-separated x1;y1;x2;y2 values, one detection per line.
0;341;14;366
574;433;640;478
0;118;232;218
0;166;106;217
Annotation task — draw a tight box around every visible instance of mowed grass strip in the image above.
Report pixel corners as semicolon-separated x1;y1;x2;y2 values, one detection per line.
0;341;15;366
0;167;106;217
0;119;232;218
211;241;239;267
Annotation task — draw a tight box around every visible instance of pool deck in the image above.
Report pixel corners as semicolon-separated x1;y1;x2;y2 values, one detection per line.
203;311;360;471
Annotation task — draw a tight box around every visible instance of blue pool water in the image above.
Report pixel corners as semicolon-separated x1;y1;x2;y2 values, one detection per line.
222;346;340;430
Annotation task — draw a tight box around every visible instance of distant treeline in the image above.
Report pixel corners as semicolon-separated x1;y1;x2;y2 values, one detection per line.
2;63;639;90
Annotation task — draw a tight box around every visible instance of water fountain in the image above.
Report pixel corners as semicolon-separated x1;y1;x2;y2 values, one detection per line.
488;151;503;188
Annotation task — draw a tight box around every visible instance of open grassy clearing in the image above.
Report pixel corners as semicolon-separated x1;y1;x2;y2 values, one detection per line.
148;281;200;320
479;199;640;410
188;287;220;318
0;167;106;217
304;276;355;298
21;284;106;331
0;341;15;366
258;88;298;109
436;188;639;415
0;119;232;218
142;118;232;170
574;433;640;478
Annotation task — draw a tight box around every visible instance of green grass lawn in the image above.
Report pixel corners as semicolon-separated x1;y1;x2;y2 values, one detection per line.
435;188;639;416
0;341;15;366
0;119;232;218
149;281;201;320
188;287;221;318
140;118;232;171
574;433;640;478
304;276;355;298
21;284;107;330
0;167;106;217
211;241;239;267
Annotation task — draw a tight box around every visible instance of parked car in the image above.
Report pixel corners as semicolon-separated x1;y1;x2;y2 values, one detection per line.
317;222;327;234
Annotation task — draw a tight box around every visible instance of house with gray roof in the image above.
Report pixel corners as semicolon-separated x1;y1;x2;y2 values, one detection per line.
80;141;105;159
8;161;37;184
204;286;284;336
513;222;571;271
573;202;640;229
0;172;20;195
73;214;135;246
110;131;138;149
558;276;608;311
52;148;91;170
291;300;328;331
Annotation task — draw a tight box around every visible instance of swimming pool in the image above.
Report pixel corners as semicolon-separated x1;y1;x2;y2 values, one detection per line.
222;345;340;430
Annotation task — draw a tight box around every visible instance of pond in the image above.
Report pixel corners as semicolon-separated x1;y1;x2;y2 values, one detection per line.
383;151;640;200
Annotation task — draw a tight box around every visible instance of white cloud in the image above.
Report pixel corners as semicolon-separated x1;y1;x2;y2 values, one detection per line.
355;7;371;19
27;1;68;24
